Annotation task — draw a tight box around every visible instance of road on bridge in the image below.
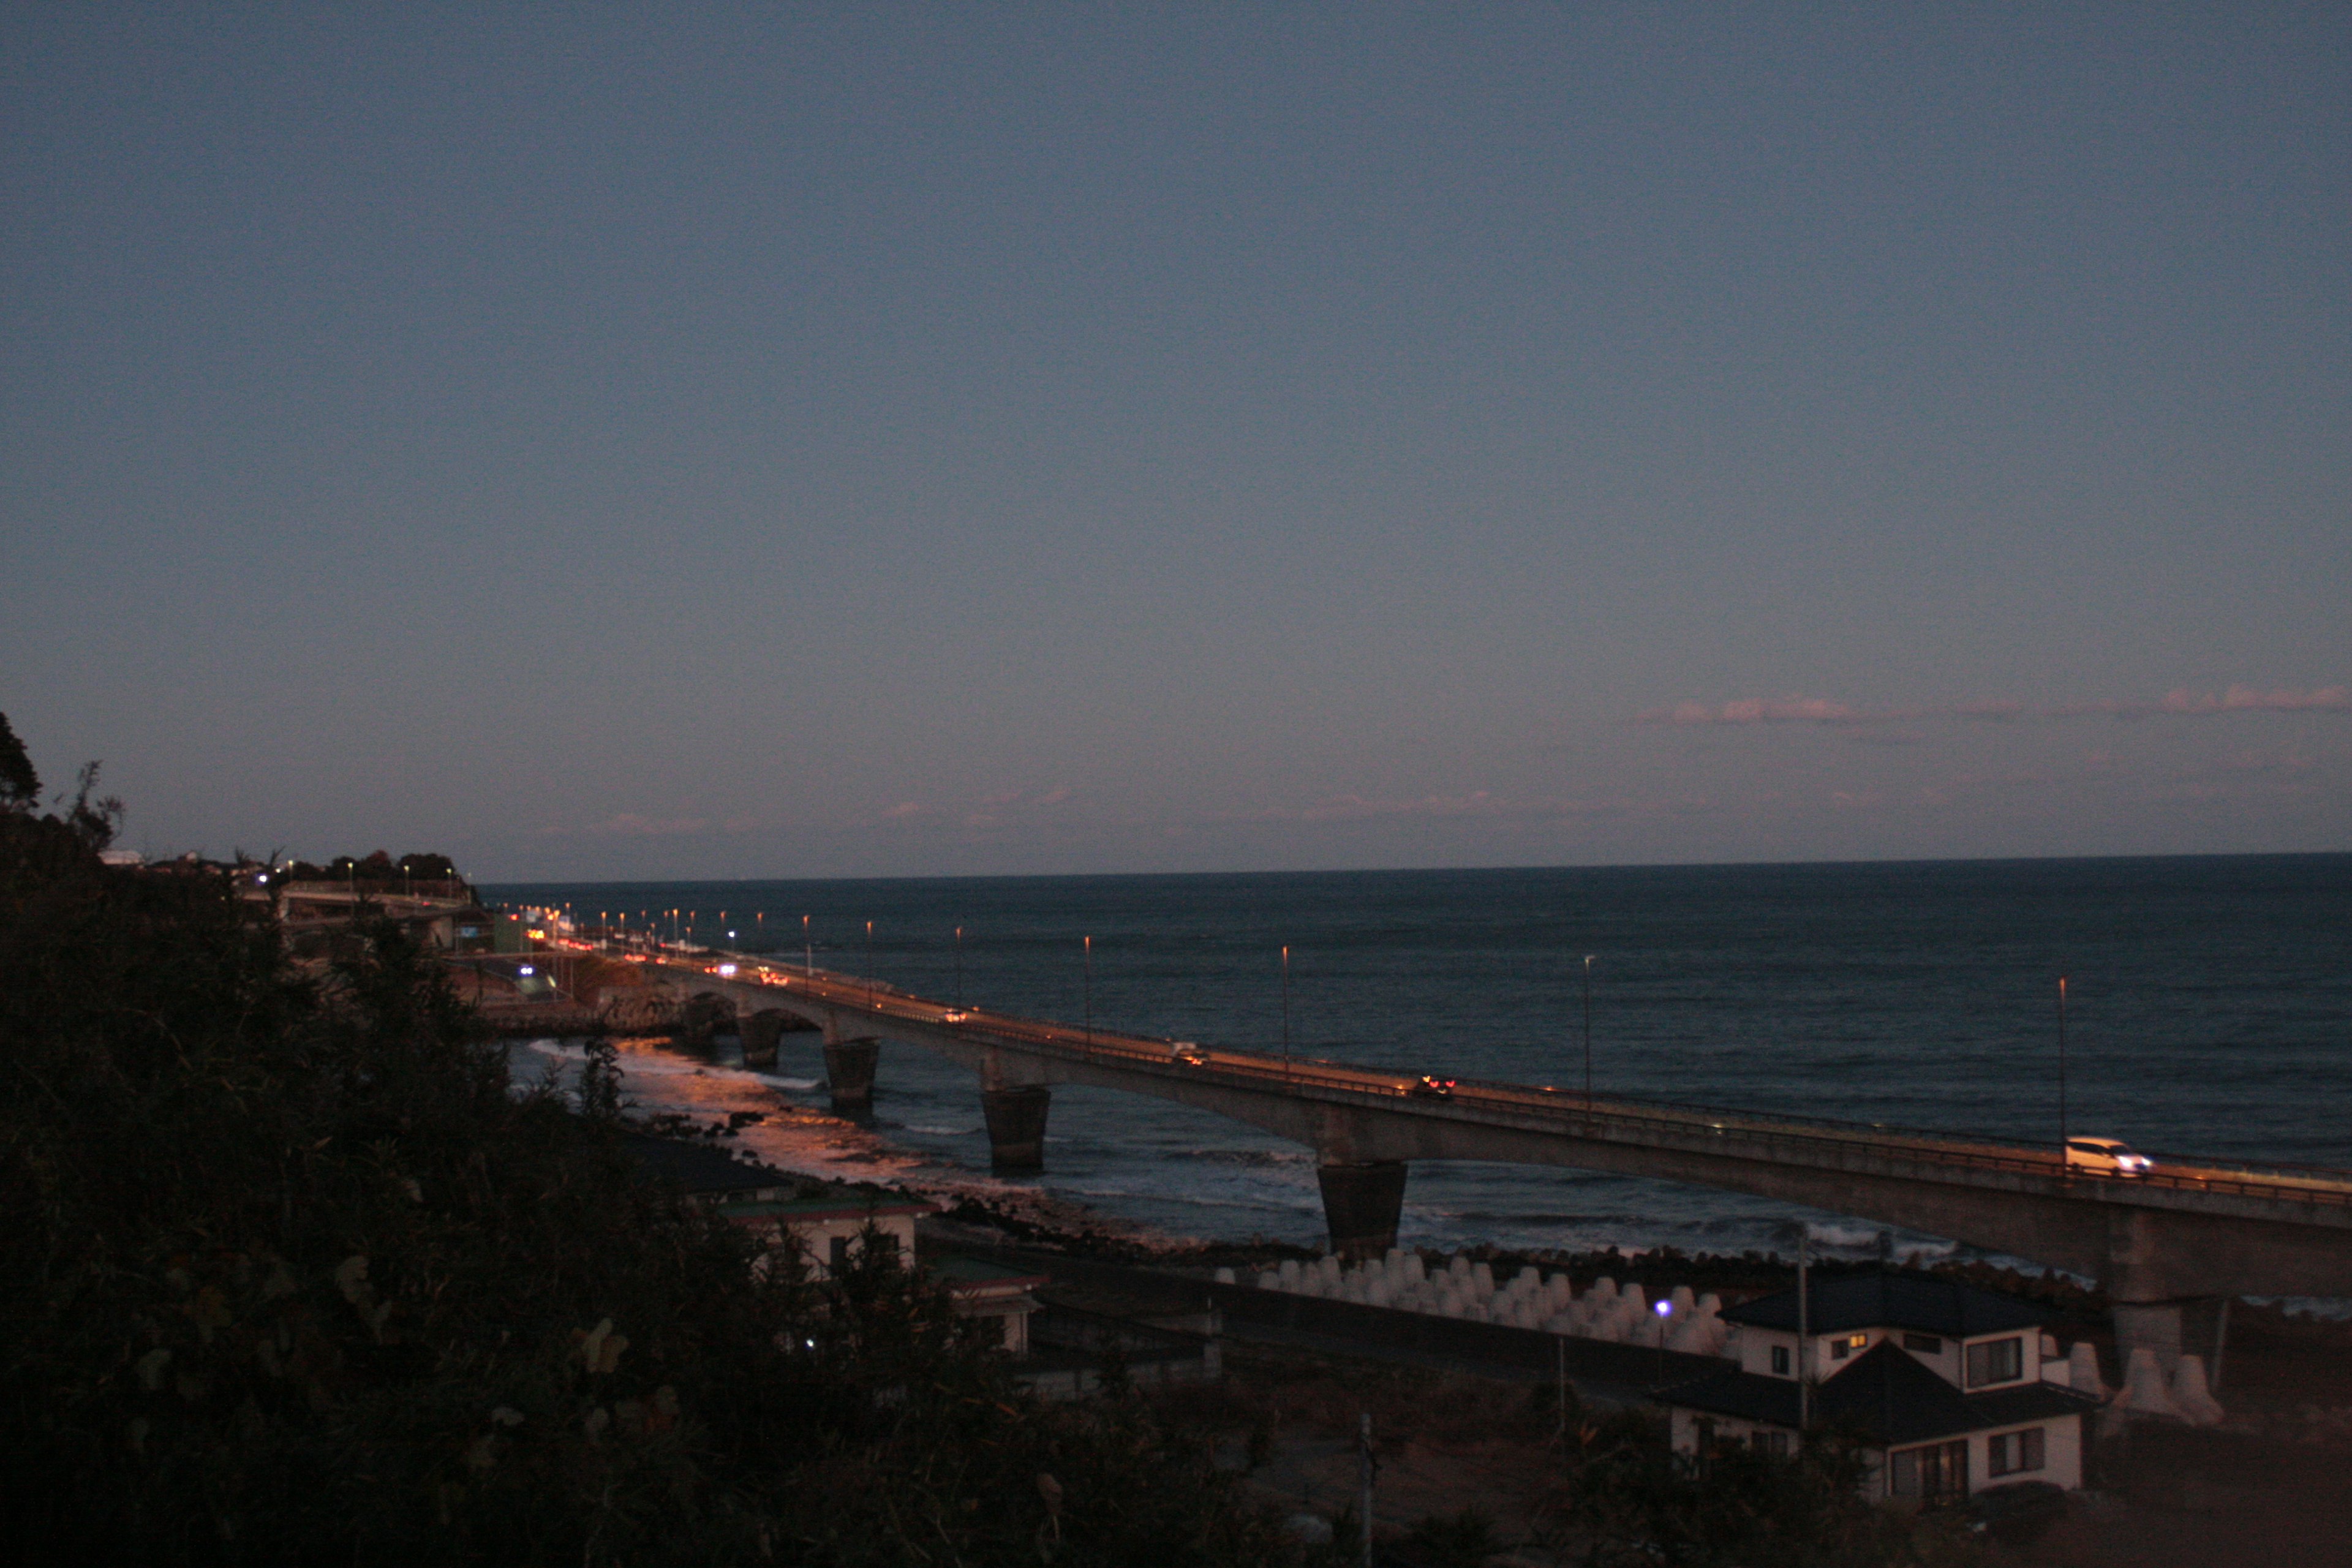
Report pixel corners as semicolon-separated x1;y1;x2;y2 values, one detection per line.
614;940;2352;1218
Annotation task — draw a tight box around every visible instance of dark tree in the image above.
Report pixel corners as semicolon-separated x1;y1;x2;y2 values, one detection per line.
0;711;38;812
0;728;1298;1567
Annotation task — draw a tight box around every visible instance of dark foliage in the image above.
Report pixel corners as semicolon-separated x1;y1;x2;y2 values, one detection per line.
1398;1506;1502;1567
0;735;1297;1566
0;712;39;812
1553;1411;1978;1567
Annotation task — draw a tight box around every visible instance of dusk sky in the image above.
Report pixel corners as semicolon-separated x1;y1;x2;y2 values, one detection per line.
4;6;2346;880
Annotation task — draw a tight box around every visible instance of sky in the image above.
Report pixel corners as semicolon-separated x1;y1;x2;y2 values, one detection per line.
3;5;2346;880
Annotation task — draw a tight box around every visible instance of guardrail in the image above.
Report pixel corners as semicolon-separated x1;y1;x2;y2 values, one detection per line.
659;954;2352;1213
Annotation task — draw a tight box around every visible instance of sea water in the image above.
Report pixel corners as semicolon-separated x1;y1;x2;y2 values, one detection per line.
489;855;2351;1264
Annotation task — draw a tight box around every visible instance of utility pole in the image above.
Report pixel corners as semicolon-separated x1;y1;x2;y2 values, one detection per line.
1357;1411;1375;1568
1798;1229;1812;1434
1556;1336;1568;1446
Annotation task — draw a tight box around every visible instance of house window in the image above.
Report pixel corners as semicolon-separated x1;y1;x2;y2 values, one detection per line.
1988;1427;2046;1477
1903;1333;1943;1355
1888;1440;1969;1499
828;1235;850;1272
1771;1346;1792;1376
1830;1332;1866;1360
1751;1430;1790;1457
1966;1336;2024;1387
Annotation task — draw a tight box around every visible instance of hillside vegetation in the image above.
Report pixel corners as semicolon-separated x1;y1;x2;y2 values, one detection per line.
0;722;1294;1566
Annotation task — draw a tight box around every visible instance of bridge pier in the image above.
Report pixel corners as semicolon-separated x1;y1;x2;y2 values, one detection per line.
741;1009;790;1069
2104;1207;2234;1389
680;992;736;1052
823;1038;880;1111
981;1086;1052;1172
1317;1161;1408;1262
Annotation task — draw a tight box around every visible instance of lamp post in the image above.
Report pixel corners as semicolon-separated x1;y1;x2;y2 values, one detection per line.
1654;1297;1673;1385
1082;936;1093;1047
803;914;812;976
866;921;876;1005
2057;975;2070;1151
1582;954;1594;1106
1281;945;1292;1080
954;925;964;1008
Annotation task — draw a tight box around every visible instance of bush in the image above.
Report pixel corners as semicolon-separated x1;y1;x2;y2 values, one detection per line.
0;725;1297;1566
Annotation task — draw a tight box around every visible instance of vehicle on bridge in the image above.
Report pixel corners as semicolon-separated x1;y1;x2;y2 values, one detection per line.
2064;1137;2150;1177
1170;1041;1206;1065
1408;1074;1457;1099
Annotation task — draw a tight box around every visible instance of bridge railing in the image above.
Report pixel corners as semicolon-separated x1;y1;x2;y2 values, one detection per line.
677;957;2352;1211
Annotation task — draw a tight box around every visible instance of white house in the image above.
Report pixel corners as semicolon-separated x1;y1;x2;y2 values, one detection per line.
620;1129;1042;1353
1658;1271;2101;1502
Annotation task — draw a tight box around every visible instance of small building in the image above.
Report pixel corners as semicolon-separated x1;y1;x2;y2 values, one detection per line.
723;1186;933;1280
617;1131;1043;1356
1658;1271;2101;1502
620;1131;927;1275
928;1253;1051;1355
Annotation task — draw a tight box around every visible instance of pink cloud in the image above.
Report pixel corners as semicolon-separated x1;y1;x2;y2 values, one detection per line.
1654;697;1868;726
1644;684;2348;729
585;814;710;837
1228;790;1702;826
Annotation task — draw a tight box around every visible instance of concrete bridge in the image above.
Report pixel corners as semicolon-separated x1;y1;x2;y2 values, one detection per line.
634;949;2352;1374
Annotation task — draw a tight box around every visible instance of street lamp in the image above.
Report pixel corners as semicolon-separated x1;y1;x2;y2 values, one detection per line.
1654;1297;1673;1385
1082;936;1093;1047
866;921;876;1004
2057;975;2070;1151
954;925;965;1008
1281;945;1292;1079
1582;954;1594;1106
803;914;812;975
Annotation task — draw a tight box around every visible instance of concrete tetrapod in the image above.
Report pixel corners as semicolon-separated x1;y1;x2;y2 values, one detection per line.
2067;1341;2109;1401
2171;1354;2226;1427
2120;1346;2183;1420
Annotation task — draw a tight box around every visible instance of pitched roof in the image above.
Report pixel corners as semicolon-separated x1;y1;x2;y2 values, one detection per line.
719;1191;932;1221
929;1254;1050;1295
1722;1270;2051;1338
1659;1341;2100;1446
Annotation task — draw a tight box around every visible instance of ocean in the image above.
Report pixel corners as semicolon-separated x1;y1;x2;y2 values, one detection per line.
488;854;2352;1267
